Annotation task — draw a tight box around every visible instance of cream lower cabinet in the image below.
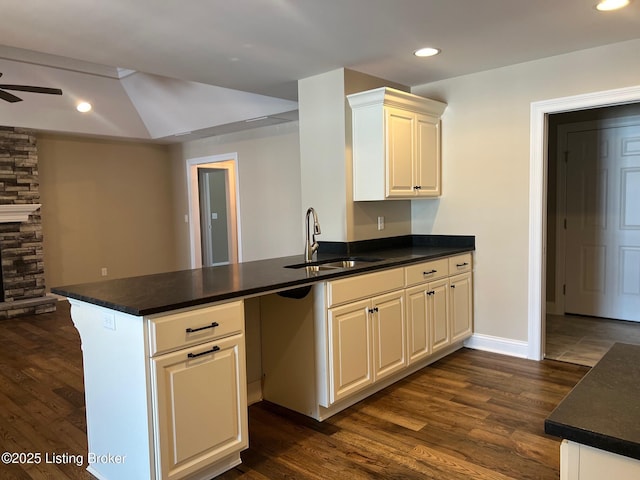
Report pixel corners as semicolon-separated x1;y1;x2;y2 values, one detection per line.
328;289;406;404
69;298;247;480
151;336;246;480
561;440;640;480
149;301;248;480
260;253;473;422
450;271;473;344
405;254;473;361
406;278;450;362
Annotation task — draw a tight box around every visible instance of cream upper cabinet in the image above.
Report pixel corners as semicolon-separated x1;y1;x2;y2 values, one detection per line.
348;87;446;201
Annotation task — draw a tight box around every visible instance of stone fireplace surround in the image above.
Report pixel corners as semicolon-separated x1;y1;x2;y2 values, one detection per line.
0;126;56;319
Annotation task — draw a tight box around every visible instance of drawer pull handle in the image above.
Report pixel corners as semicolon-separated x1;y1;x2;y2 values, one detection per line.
456;262;469;267
186;322;219;333
423;269;437;275
188;345;220;359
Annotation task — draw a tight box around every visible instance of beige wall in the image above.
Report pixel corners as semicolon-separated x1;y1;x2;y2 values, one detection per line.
411;39;640;344
170;121;302;265
38;134;179;289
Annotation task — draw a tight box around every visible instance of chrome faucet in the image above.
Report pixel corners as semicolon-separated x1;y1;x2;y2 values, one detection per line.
305;207;321;263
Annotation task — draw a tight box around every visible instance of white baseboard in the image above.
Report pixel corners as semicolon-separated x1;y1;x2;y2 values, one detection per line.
464;333;529;359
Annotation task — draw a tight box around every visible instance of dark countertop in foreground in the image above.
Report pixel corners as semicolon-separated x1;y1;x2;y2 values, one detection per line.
52;235;474;316
545;342;640;461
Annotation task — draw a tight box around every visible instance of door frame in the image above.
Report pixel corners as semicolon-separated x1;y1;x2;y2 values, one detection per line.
528;84;640;360
186;153;242;269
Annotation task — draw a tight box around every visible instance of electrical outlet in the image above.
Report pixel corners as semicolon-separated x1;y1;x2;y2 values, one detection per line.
102;313;116;330
377;216;385;230
101;267;108;276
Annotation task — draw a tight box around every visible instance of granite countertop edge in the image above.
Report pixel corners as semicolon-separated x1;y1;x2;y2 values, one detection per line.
544;342;640;461
545;419;640;461
51;235;475;317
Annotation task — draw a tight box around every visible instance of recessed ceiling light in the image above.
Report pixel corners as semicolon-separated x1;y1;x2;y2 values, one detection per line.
76;101;92;113
596;0;631;11
414;47;441;58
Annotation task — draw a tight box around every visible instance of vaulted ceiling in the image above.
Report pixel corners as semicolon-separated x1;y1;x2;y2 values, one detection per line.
1;0;639;141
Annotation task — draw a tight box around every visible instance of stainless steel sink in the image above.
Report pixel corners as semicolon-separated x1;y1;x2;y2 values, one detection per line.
284;257;384;270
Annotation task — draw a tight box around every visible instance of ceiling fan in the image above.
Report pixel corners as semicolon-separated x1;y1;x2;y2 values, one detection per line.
0;72;63;103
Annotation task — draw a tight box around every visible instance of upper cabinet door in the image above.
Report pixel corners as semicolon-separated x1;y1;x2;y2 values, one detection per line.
415;114;441;197
386;107;416;198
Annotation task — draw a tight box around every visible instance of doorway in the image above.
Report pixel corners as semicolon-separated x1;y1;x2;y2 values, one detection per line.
199;168;231;266
187;154;241;268
528;84;640;361
545;108;640;365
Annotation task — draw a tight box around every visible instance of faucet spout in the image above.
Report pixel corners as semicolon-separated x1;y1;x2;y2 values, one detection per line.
305;207;321;263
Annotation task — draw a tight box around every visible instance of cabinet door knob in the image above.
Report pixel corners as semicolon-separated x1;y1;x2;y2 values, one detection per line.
186;322;219;333
451;285;456;289
187;345;220;359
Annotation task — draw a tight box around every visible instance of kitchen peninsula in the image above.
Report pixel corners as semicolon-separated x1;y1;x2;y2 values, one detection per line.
52;235;474;480
545;342;640;479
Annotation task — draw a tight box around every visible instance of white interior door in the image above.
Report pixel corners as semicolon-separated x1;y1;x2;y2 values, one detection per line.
565;123;640;321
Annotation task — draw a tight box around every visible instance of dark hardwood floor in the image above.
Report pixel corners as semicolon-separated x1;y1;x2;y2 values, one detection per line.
0;301;589;479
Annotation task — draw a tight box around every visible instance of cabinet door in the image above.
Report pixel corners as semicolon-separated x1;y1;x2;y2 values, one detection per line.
415;114;441;197
405;285;430;364
328;299;372;404
430;279;451;353
385;107;416;198
152;334;247;480
450;272;473;343
372;291;406;380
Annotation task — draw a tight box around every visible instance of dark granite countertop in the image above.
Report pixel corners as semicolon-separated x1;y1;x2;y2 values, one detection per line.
51;235;474;316
545;342;640;460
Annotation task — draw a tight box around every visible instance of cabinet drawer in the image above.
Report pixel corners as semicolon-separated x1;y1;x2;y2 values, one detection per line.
326;268;404;308
449;253;472;274
405;258;449;287
148;300;244;356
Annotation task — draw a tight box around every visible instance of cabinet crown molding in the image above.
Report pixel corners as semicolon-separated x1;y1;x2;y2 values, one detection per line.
347;87;447;117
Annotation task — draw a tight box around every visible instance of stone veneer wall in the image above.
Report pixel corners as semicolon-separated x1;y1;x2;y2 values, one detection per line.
0;126;56;318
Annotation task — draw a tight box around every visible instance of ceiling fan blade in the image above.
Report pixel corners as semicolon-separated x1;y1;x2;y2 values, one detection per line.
0;89;22;103
0;84;62;95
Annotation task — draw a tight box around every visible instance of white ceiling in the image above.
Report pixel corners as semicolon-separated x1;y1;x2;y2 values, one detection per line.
1;0;639;140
